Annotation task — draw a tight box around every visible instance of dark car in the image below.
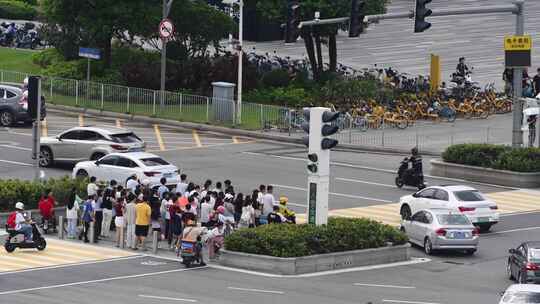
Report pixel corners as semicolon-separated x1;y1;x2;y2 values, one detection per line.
507;242;540;284
0;84;46;127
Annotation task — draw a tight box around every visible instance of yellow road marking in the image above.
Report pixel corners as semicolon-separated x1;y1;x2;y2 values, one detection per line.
153;124;166;151
78;114;84;127
192;130;202;148
116;119;123;128
41;118;47;137
232;136;239;144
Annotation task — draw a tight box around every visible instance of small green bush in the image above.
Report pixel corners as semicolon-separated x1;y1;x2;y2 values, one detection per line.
261;69;290;88
0;0;37;20
0;176;88;212
224;217;408;258
442;144;540;172
244;86;312;107
32;48;64;68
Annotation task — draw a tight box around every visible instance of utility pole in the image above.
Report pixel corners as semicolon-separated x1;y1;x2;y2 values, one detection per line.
160;0;174;110
237;0;243;125
512;0;525;147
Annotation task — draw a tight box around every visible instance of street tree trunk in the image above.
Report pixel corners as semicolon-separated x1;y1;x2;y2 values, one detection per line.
328;33;337;72
314;31;323;74
302;29;319;81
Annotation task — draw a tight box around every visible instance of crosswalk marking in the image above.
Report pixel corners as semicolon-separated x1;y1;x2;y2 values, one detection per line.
0;238;136;272
296;190;540;226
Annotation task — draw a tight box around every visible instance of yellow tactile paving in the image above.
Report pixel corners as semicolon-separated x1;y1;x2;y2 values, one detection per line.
0;238;136;272
296;190;540;226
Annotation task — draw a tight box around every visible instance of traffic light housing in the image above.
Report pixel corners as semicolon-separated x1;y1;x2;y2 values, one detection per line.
321;111;339;150
349;0;365;38
285;0;300;43
27;76;40;121
307;153;318;173
414;0;432;33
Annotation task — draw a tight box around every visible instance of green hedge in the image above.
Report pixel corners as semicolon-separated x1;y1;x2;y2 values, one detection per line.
0;0;37;20
224;217;408;258
442;144;540;172
0;176;88;212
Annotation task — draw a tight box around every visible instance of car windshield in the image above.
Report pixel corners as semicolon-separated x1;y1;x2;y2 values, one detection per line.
453;190;485;202
140;157;170;167
529;249;540;263
436;214;471;225
502;291;540;303
110;132;141;143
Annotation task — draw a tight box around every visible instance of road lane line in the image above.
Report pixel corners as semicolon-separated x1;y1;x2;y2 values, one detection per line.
0;159;33;166
116;119;123;128
139;295;197;302
382;300;441;304
337;177;396;188
153;124;166;151
488;226;540;235
273;184;393;203
192;130;202;148
353;283;415;289
78;114;84;127
0;267;206;295
0;145;31;151
232;136;239;144
242;152;517;190
227;287;284;294
41;118;48;137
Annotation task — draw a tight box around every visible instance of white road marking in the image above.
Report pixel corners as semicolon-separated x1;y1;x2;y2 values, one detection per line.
209;258;431;278
489;226;540;235
0;255;142;276
353;283;416;289
337;177;396;188
227;287;284;294
138;295;197;302
0;267;206;295
273;184;393;203
0;145;31;151
242;152;517;190
500;210;540;217
0;159;33;166
382;300;441;304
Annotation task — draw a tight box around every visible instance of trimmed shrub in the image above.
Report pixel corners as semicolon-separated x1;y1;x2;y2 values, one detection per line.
261;69;290;88
442;144;540;172
0;176;88;212
224;217;408;258
0;0;37;20
32;48;64;68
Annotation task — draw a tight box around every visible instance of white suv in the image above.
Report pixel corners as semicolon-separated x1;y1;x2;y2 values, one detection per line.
399;185;499;232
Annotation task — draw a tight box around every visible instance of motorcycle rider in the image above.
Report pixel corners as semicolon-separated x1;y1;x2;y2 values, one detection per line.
409;147;423;178
14;202;33;241
181;220;207;266
456;57;470;78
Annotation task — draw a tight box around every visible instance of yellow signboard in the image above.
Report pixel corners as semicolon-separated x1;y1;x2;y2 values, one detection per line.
504;35;532;51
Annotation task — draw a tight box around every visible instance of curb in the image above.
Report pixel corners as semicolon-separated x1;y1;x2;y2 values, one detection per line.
46;104;441;156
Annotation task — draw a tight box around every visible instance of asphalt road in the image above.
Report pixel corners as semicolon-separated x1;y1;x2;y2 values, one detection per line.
1;111;540;303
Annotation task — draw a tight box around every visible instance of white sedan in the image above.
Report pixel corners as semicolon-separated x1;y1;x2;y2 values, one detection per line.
399;185;499;232
72;152;180;188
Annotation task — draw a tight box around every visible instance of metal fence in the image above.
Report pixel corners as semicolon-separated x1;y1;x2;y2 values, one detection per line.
0;69;290;130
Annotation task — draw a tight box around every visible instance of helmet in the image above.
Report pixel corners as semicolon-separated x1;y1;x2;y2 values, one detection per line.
15;202;24;210
279;196;288;205
217;206;225;214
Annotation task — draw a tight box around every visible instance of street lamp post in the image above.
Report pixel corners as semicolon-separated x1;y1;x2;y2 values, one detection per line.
223;0;243;125
160;0;174;110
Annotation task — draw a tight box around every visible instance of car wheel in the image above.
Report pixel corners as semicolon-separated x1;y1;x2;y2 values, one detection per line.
0;110;14;127
90;152;105;161
507;259;515;280
400;205;411;220
76;169;89;179
477;224;492;233
464;249;476;256
424;237;433;255
39;147;54;167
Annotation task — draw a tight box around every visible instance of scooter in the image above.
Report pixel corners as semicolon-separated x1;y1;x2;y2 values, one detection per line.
4;222;47;253
395;157;426;190
180;239;204;268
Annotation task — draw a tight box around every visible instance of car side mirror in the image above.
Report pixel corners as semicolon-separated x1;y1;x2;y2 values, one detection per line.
57;136;62;141
95;161;100;166
412;193;419;198
508;249;515;254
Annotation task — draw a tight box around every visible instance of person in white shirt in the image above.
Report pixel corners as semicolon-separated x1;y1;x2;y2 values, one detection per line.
175;174;188;195
87;176;98;197
126;175;139;193
238;198;255;228
200;196;212;227
14;202;32;240
160;192;173;244
66;188;80;239
261;185;275;224
257;184;265;205
124;193;138;249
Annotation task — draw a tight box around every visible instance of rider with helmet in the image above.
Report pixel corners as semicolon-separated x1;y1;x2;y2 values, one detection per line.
14;202;32;240
278;197;296;224
410;147;423;177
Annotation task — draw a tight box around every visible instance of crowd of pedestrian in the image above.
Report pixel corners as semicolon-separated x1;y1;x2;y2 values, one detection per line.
69;174;296;258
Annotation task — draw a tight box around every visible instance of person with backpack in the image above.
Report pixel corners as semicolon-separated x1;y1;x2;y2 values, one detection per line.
79;195;95;243
66;187;80;239
101;180;116;238
7;202;32;240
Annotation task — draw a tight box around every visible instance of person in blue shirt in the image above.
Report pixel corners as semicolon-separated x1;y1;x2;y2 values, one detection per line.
79;195;95;243
158;177;168;200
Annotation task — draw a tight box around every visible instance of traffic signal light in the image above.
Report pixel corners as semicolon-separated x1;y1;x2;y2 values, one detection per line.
349;0;365;37
321;111;340;150
285;0;300;43
307;153;318;173
27;76;40;121
302;107;311;147
414;0;432;33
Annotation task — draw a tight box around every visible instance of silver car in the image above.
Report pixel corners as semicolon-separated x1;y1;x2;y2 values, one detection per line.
400;208;479;255
0;84;46;126
500;284;540;304
40;126;145;167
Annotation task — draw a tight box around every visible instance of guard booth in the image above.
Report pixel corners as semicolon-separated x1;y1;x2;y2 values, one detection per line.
521;98;540;147
211;82;236;124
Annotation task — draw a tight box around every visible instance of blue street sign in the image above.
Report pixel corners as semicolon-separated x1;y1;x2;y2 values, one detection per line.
78;47;101;60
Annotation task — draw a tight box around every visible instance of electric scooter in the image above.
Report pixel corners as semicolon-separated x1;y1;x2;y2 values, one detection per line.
395;157;426;190
4;222;47;253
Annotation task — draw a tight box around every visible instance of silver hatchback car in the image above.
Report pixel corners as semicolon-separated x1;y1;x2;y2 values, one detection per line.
400;208;479;255
39;126;145;167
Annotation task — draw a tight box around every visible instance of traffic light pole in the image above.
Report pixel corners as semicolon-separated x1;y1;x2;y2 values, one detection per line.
33;78;42;181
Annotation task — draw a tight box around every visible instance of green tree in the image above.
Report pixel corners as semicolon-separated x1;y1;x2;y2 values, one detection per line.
247;0;389;80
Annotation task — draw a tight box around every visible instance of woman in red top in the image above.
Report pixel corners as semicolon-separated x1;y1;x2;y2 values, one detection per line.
38;191;57;233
